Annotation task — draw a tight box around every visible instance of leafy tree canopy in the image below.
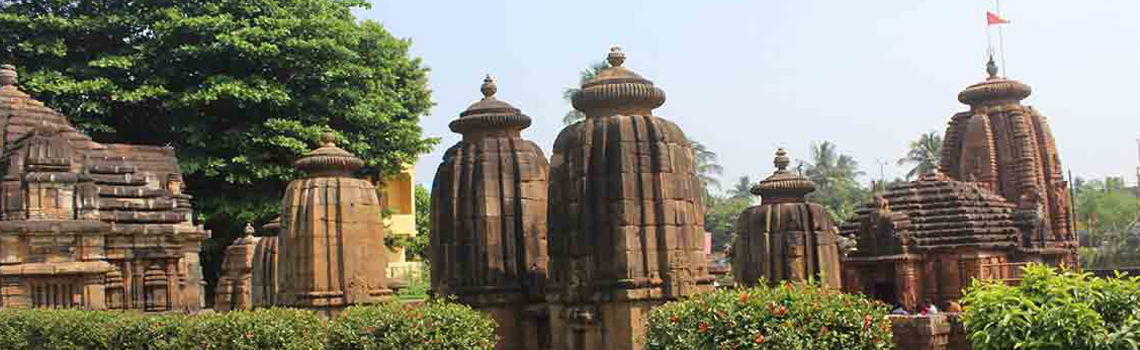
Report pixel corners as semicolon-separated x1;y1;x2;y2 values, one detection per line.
0;0;438;294
897;131;942;180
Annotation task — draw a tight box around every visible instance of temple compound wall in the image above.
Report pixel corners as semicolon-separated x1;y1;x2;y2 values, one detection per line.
0;64;209;312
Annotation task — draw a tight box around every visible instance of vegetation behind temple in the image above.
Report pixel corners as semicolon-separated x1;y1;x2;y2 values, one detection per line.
0;300;496;350
0;0;439;297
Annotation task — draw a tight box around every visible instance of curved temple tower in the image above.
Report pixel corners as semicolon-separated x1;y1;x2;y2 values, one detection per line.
431;76;551;350
547;47;713;350
940;57;1076;266
732;149;841;288
277;133;392;316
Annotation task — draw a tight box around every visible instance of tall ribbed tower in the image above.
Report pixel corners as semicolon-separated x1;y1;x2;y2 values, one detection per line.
278;133;391;316
431;76;551;350
732;149;841;289
547;47;713;350
940;57;1076;265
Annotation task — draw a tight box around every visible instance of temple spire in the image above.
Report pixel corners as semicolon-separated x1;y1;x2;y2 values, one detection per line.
986;54;999;80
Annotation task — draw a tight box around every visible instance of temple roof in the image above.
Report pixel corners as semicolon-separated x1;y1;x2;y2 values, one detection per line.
450;75;532;134
841;171;1020;251
752;148;815;203
570;47;666;115
294;133;364;176
957;56;1032;105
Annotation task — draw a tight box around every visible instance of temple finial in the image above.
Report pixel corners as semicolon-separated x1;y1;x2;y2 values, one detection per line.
320;132;336;147
607;46;626;67
986;54;999;79
0;64;15;86
774;148;790;171
480;74;497;98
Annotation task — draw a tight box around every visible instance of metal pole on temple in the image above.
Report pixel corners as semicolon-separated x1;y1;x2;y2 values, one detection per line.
995;0;1008;76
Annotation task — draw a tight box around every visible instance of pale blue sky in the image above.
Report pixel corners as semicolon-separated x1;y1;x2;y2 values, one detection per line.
355;1;1140;192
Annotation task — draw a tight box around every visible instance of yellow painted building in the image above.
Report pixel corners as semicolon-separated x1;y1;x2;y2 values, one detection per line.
376;164;421;281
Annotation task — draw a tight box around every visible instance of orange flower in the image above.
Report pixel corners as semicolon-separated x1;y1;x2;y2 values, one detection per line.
698;322;709;332
754;334;766;344
738;292;749;303
864;315;872;328
820;326;829;336
776;306;787;316
671;315;679;323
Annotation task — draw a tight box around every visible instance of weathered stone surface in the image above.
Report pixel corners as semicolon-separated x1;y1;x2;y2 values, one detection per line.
546;47;712;350
0;64;209;312
277;133;392;316
732;149;841;288
213;224;260;312
431;76;550;350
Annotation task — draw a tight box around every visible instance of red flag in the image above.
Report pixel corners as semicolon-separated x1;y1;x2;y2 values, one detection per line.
987;11;1010;25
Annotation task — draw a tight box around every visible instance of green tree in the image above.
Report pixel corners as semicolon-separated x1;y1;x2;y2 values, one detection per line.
727;176;753;199
691;140;724;200
0;0;437;295
800;141;868;223
561;60;609;125
897;131;942;180
410;183;431;262
704;194;751;250
1075;177;1140;269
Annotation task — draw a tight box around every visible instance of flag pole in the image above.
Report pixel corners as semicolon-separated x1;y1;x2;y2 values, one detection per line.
995;0;1008;77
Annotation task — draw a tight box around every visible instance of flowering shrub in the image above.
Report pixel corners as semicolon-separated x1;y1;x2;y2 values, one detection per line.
962;264;1140;350
0;299;496;350
327;299;498;350
644;280;893;350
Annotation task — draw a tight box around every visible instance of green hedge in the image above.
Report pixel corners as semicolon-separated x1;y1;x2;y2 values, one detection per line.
0;299;496;350
644;280;894;350
962;264;1140;350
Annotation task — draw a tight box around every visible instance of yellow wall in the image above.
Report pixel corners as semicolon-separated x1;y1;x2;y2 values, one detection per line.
378;164;416;267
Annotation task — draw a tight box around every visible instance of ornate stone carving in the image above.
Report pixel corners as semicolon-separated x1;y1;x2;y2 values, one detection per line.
0;64;209;312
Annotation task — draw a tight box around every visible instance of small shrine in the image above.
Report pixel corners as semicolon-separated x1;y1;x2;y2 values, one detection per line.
431;76;551;350
213;223;260;312
546;47;713;350
732;149;841;288
277;133;392;316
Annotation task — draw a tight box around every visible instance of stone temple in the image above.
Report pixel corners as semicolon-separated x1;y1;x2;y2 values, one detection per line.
0;64;209;311
840;58;1077;311
431;76;551;350
732;149;841;289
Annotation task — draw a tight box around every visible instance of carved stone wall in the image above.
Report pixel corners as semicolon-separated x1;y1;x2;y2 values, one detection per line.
430;77;550;350
277;134;392;316
251;218;279;308
547;48;712;350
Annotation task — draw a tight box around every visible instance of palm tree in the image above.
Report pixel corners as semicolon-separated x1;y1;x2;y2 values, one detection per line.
727;176;752;199
800;141;866;222
691;140;723;199
801;141;864;190
562;60;610;125
897;132;942;180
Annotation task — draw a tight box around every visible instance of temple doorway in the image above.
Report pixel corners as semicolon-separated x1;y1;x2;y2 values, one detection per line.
873;282;897;306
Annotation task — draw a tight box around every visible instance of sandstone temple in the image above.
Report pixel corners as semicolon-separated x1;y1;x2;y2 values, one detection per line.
839;57;1077;311
0;64;209;311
